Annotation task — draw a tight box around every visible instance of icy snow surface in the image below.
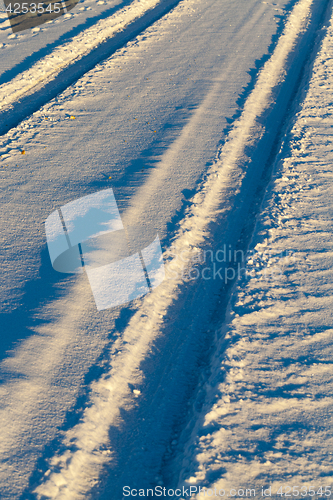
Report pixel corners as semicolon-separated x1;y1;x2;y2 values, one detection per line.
1;0;333;498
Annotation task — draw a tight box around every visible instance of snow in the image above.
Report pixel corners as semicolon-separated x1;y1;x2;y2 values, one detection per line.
175;6;333;497
0;0;124;80
0;0;166;110
1;0;333;497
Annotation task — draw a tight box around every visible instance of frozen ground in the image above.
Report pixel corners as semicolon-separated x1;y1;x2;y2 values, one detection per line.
1;0;333;498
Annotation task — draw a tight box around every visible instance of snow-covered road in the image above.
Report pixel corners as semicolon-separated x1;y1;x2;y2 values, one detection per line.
1;0;332;498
